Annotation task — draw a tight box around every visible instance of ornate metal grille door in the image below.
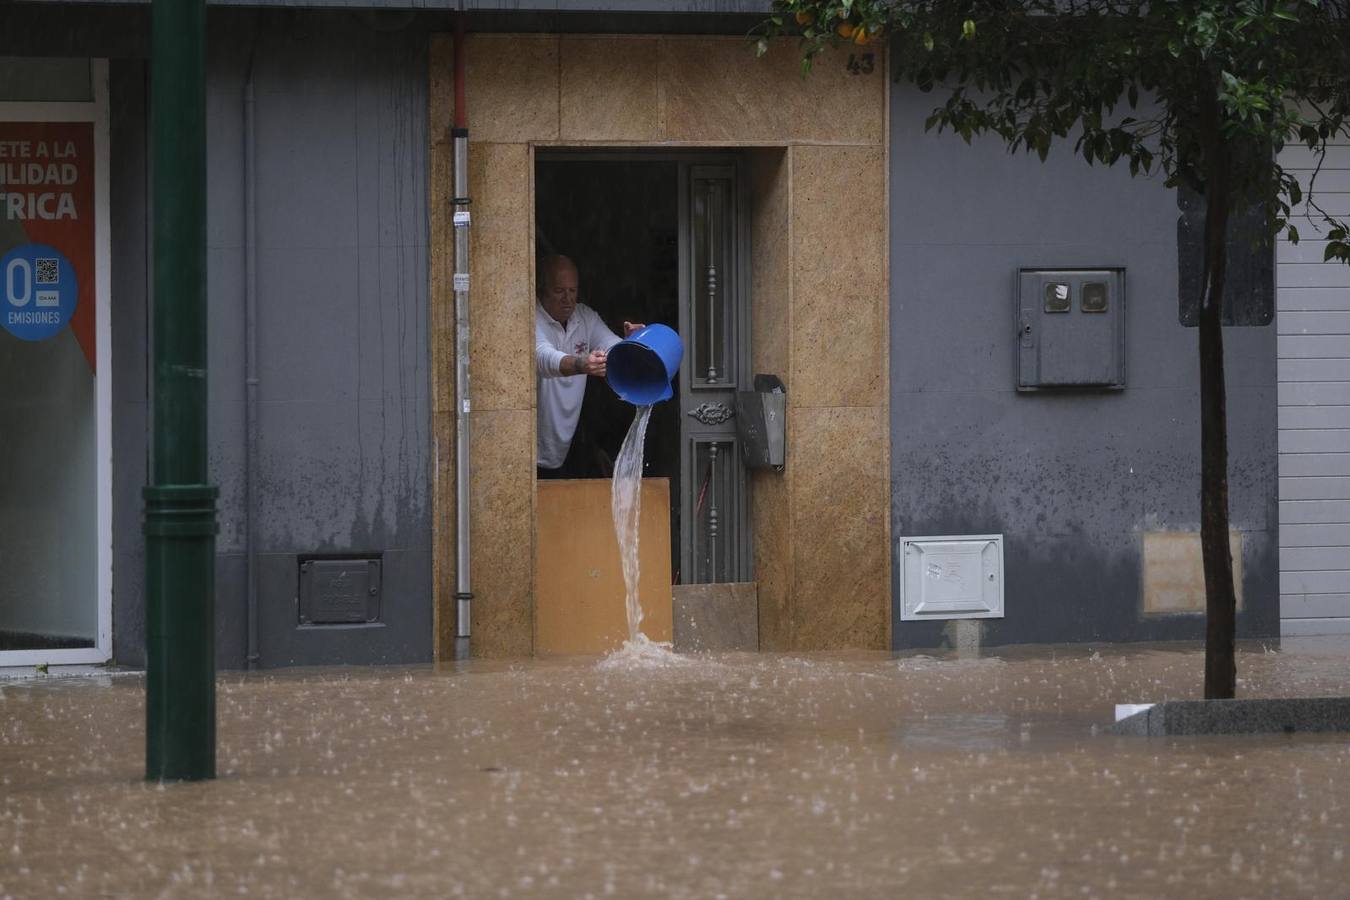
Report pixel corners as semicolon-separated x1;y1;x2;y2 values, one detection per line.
678;163;750;584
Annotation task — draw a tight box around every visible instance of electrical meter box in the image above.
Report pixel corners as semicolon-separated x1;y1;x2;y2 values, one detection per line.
1017;268;1126;390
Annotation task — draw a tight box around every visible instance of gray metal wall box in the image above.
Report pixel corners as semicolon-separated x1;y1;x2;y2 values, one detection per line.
298;557;382;626
1017;268;1126;390
735;373;786;469
899;535;1004;621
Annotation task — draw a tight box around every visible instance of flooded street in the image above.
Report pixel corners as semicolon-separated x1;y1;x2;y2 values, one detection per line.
3;639;1350;898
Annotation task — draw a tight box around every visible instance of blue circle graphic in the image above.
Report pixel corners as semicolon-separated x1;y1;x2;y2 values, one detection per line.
1;243;79;342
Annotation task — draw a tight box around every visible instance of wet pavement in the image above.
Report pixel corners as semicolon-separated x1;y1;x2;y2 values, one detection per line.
2;637;1350;898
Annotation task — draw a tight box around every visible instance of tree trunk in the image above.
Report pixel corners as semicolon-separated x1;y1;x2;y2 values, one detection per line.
1199;137;1237;700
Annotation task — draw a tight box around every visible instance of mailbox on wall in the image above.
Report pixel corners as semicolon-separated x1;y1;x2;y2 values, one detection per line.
1017;268;1126;390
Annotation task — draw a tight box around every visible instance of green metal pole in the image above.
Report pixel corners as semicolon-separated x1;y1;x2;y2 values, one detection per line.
145;0;217;782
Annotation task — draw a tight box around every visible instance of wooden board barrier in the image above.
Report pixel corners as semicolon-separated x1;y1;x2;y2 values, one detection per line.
536;478;673;655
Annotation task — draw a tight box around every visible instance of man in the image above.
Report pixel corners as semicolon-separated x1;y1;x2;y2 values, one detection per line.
534;254;643;478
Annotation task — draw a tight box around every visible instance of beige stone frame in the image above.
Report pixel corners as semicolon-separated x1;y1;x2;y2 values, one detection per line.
430;34;892;657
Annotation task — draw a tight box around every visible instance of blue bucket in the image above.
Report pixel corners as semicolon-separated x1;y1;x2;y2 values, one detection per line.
606;324;684;406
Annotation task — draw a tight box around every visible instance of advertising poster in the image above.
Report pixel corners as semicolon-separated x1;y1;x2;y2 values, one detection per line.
0;119;100;653
0;121;96;369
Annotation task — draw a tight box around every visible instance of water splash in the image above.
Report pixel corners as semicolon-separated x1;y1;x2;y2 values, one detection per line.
610;404;654;643
597;632;690;670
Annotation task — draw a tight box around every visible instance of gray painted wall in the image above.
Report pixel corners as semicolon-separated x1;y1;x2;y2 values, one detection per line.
102;13;434;667
889;89;1280;647
204;13;432;667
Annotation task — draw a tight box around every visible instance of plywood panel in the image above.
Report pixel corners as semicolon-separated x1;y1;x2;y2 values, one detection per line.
1142;531;1244;615
536;478;672;655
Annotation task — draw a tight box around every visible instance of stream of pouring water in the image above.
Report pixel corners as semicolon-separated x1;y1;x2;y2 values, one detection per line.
611;405;653;642
602;405;689;669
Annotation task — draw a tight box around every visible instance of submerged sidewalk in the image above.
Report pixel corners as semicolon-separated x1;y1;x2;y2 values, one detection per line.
2;638;1349;898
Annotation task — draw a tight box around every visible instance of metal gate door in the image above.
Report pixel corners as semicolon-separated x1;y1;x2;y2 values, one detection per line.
678;162;751;584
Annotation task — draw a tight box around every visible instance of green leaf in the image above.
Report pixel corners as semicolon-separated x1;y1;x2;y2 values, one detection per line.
962;18;976;40
923;32;934;52
1288;224;1300;244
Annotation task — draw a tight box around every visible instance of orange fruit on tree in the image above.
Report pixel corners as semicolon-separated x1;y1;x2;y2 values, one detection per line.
837;22;856;38
795;10;815;25
853;26;869;44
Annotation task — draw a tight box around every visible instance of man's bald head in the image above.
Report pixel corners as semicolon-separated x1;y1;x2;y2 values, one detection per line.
537;255;580;325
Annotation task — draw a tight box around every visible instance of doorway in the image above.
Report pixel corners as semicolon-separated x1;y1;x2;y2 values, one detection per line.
534;152;751;586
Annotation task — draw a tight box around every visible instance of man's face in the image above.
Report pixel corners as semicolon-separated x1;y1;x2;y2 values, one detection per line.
540;262;579;325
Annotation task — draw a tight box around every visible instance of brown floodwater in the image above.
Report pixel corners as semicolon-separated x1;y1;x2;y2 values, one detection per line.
2;637;1349;899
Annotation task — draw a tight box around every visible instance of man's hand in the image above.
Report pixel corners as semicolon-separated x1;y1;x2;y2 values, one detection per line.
623;321;646;337
577;348;607;377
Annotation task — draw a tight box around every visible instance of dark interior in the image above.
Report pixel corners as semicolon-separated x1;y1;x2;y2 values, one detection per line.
535;157;683;579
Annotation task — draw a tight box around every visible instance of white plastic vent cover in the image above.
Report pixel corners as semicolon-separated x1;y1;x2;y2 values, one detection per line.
900;535;1004;621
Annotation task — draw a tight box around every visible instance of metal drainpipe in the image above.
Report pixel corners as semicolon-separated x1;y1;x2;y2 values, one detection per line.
243;68;261;670
452;11;473;661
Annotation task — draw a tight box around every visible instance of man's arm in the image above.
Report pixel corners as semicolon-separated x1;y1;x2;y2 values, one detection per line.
536;331;601;378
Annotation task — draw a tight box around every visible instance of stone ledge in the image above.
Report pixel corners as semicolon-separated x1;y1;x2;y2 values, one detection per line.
673;582;758;653
1109;697;1350;736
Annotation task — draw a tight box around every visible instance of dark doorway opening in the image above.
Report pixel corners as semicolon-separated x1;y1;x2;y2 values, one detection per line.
535;157;684;577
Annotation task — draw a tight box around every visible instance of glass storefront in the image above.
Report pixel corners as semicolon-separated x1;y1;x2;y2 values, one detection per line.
0;59;110;663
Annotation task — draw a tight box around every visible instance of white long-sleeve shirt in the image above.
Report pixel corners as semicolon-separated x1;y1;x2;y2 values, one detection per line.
535;301;622;469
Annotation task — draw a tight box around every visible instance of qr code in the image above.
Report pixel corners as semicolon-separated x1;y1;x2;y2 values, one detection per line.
35;258;59;285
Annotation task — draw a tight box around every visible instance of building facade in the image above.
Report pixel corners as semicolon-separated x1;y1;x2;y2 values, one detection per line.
0;1;1291;668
